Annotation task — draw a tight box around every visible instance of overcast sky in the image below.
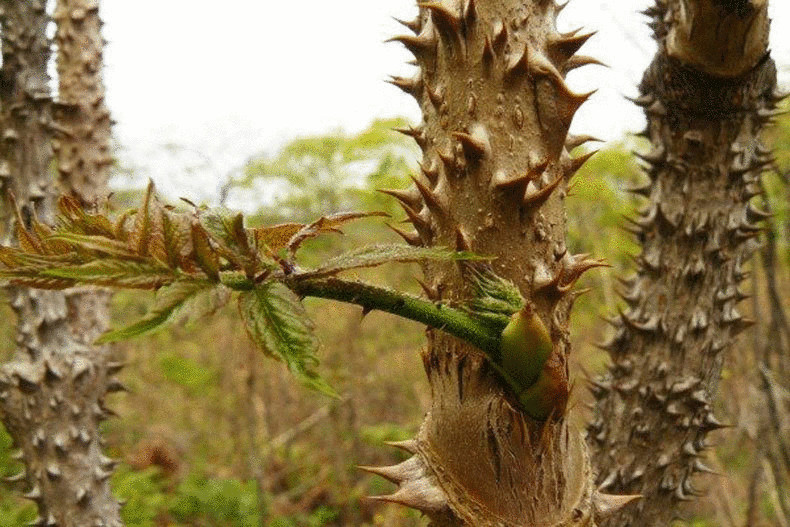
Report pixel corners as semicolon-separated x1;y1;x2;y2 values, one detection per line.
101;1;790;203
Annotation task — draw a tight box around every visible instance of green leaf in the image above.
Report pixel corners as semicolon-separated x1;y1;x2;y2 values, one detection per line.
201;209;250;253
298;244;490;279
238;281;336;397
97;279;230;343
218;271;256;291
42;259;176;289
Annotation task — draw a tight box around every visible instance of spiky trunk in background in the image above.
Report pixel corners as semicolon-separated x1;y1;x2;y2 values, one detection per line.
0;0;123;525
590;1;778;525
53;0;114;205
371;1;628;524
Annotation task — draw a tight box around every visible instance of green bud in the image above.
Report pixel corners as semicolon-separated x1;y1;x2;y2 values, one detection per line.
498;303;553;393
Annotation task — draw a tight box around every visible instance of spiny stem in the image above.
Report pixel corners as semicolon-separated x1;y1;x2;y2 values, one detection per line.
285;276;501;354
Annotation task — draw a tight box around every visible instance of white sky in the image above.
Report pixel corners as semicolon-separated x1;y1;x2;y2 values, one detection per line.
101;1;790;203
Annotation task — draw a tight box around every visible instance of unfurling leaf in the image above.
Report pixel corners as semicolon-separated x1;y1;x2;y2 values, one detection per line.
113;209;134;242
191;222;220;281
49;233;141;259
31;221;72;254
16;221;44;255
7;277;77;290
199;208;259;277
42;259;175;289
471;268;524;311
97;279;230;343
9;194;45;255
0;246;23;267
287;211;389;255
0;250;81;273
148;201;168;265
162;212;194;271
238;281;336;397
0;248;78;288
297;244;489;279
56;194;115;237
57;194;83;219
253;222;303;257
128;180;157;256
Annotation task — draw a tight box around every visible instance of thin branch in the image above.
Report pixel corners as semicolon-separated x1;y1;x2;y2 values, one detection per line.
286;276;501;355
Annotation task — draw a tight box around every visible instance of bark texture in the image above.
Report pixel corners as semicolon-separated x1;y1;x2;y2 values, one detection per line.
52;0;114;204
0;0;123;525
370;1;624;524
589;1;778;525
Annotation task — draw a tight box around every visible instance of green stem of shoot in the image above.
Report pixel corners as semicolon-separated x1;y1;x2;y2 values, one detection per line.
285;276;501;354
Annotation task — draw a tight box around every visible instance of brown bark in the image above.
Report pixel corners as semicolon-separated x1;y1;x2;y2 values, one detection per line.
665;0;769;77
368;1;630;524
0;0;123;525
590;1;778;525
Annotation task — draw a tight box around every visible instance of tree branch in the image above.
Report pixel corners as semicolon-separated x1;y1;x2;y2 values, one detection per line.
286;276;501;356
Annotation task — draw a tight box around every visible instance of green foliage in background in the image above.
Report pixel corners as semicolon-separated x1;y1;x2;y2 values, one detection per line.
566;140;643;272
764;98;790;258
0;427;36;526
235;118;419;223
770;99;790;171
158;352;216;395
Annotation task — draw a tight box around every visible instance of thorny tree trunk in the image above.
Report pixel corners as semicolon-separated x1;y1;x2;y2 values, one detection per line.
51;0;123;520
368;1;632;525
52;0;115;347
0;1;123;526
53;0;114;202
589;1;779;525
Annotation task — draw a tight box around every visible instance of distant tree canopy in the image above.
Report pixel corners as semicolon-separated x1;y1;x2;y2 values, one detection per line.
230;118;420;223
765;99;790;255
